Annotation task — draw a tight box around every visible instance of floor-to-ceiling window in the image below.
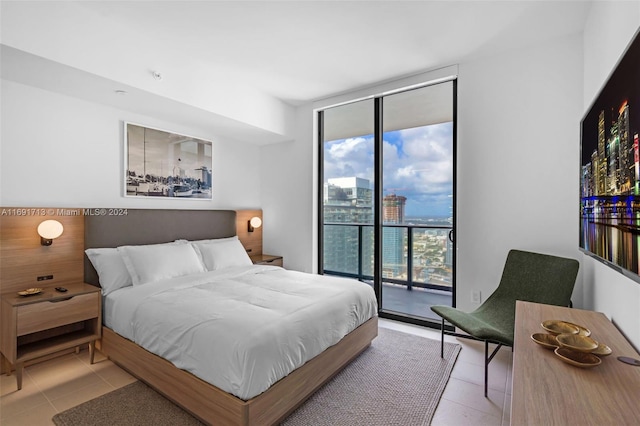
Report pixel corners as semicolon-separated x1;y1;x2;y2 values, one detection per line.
321;99;375;280
319;79;456;327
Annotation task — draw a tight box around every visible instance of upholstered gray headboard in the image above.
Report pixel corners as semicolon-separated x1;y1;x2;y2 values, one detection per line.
84;209;236;286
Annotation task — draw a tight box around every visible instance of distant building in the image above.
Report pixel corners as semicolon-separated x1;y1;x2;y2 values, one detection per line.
383;194;407;278
323;177;373;275
383;194;406;223
585;103;636;197
198;166;212;189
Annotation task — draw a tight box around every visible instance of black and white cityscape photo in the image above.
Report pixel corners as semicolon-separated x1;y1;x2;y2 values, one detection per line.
125;123;213;199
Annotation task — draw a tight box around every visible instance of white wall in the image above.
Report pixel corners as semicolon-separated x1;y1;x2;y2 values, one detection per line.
456;34;584;313
0;80;261;210
582;1;640;349
261;104;316;272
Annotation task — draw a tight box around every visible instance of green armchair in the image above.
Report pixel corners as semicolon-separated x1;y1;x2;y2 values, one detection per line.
431;249;579;396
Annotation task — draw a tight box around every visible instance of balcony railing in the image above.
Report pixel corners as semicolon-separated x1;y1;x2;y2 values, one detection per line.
323;222;453;292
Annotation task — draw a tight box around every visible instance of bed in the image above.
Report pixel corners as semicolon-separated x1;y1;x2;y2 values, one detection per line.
85;209;378;425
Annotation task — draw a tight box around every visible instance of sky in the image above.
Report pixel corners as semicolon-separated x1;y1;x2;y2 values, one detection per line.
324;122;453;217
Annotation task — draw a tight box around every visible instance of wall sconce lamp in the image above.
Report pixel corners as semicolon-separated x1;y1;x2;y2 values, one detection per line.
248;216;262;233
38;220;64;246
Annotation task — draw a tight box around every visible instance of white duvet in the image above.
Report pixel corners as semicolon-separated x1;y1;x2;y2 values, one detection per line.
103;265;377;400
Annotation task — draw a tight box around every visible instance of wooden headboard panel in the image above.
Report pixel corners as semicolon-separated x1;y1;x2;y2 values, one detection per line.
0;208;262;290
0;208;84;293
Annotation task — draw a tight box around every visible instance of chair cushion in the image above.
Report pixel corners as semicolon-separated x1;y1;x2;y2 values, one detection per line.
431;305;513;346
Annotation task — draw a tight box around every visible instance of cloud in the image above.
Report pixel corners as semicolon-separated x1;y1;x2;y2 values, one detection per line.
325;136;375;182
324;122;453;216
383;123;453;198
327;136;369;159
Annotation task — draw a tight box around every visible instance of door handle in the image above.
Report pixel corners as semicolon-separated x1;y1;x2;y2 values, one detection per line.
448;229;454;242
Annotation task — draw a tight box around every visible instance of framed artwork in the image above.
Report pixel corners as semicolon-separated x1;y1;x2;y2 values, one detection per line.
580;28;640;283
124;122;213;199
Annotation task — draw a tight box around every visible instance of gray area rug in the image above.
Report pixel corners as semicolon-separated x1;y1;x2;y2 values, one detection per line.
53;327;460;426
52;380;203;426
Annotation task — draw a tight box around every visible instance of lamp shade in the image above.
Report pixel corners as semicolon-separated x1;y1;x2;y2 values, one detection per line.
38;220;64;239
249;217;262;229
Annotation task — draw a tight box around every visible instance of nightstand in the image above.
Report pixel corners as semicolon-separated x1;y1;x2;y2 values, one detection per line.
0;283;101;390
250;254;283;267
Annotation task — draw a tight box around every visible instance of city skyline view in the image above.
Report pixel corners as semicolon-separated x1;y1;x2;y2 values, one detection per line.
580;99;639;199
321;83;455;298
323;184;453;288
323;122;453;218
580;28;640;198
579;30;640;275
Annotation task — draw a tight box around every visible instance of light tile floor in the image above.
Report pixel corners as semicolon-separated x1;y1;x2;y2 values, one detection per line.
1;319;512;425
379;319;512;426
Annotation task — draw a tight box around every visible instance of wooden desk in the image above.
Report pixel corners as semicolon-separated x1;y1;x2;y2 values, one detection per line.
511;301;640;425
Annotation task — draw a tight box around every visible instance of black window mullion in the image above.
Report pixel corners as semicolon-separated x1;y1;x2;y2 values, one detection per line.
317;110;325;275
451;79;458;308
407;227;413;290
374;97;383;310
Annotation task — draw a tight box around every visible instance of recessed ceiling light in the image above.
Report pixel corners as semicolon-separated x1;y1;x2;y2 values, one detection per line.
114;90;128;95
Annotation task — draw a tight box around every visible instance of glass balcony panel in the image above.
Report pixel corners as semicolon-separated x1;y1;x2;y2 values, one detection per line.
411;228;453;288
323;224;359;275
361;225;374;277
382;226;407;280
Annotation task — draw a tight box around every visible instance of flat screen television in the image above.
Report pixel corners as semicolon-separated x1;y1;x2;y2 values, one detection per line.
580;28;640;283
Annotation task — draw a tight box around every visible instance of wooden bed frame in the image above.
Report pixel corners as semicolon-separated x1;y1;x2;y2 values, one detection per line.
84;209;378;425
100;318;377;425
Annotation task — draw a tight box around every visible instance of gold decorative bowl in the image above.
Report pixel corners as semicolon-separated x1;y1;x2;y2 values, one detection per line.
541;320;580;335
531;333;559;350
592;342;612;356
565;322;591;336
17;287;43;296
556;333;599;353
554;347;601;368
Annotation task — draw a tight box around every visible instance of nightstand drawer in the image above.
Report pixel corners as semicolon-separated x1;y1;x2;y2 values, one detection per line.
17;292;99;336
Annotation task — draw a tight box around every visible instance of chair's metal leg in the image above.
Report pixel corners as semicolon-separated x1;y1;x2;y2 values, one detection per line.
484;340;489;397
440;319;445;358
484;342;504;398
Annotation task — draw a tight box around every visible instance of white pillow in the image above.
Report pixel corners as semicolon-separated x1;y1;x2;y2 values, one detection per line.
85;248;132;295
192;238;252;271
119;243;206;285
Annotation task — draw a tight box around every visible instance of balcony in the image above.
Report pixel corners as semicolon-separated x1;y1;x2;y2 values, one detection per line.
323;223;453;321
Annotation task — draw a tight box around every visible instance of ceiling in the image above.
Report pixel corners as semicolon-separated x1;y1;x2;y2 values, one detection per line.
0;1;593;144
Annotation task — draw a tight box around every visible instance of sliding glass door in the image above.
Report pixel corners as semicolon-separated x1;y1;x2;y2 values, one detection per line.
319;80;456;326
321;99;375;282
380;83;455;321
